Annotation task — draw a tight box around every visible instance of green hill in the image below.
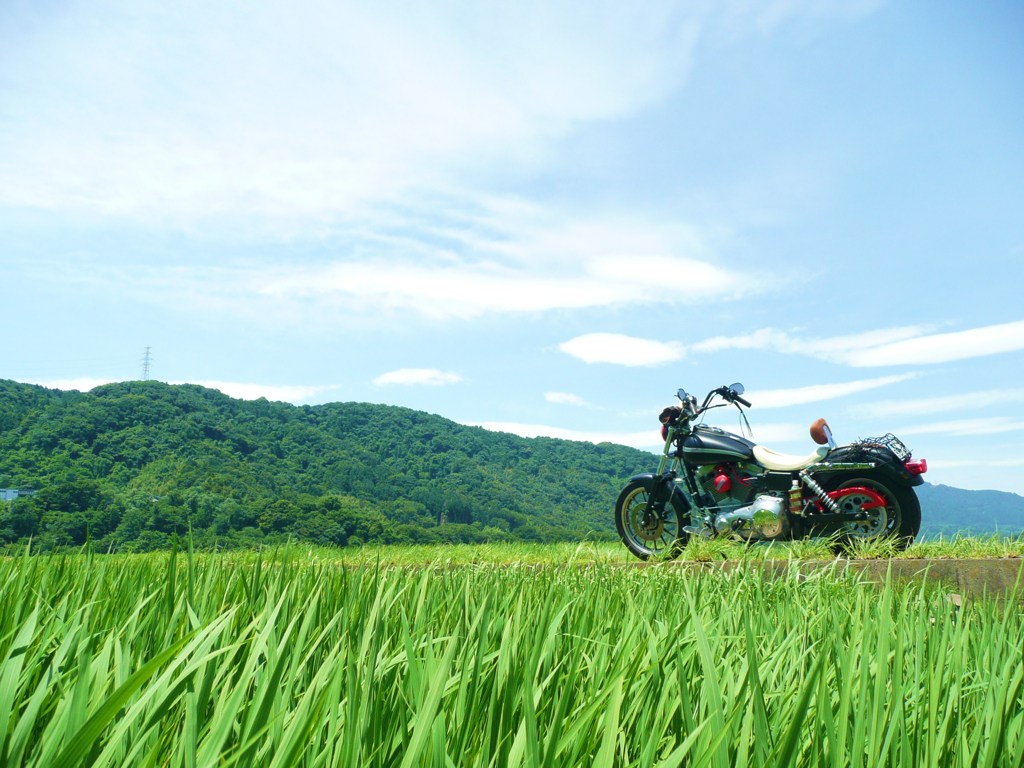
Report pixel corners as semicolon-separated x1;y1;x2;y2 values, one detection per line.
0;379;653;550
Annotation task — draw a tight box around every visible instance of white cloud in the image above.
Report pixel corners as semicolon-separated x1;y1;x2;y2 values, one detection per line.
895;417;1024;437
741;422;810;445
3;3;812;324
27;377;118;393
691;325;932;360
926;457;1024;469
373;368;462;387
0;1;699;224
739;0;885;35
245;211;755;318
855;388;1024;419
43;207;763;323
469;421;663;451
841;320;1024;367
470;418;811;450
545;392;588;407
559;333;686;366
180;380;333;403
691;320;1024;368
746;374;916;408
252;250;738;319
26;377;333;403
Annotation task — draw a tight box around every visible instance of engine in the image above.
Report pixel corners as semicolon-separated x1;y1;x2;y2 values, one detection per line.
714;494;787;540
693;462;787;540
694;462;761;506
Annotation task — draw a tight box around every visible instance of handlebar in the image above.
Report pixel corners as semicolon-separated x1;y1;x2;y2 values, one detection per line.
713;385;751;409
664;384;752;438
680;384;752;417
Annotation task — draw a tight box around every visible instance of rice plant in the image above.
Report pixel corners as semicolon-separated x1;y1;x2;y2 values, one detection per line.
1;544;1022;766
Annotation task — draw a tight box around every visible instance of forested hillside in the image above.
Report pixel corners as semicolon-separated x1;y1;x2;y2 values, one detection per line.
0;379;653;550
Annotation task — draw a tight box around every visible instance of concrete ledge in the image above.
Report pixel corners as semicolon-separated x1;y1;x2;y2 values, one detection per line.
660;557;1024;602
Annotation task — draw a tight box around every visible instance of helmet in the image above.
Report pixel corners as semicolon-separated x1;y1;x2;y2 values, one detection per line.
810;418;833;446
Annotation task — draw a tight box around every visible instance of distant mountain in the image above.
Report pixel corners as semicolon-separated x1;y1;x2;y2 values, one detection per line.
0;378;1020;551
917;483;1024;538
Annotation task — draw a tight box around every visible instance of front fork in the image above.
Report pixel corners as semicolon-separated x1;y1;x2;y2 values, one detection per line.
642;432;682;522
642;470;678;522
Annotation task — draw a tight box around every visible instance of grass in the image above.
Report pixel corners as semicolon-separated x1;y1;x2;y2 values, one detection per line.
330;532;1024;567
1;539;1023;766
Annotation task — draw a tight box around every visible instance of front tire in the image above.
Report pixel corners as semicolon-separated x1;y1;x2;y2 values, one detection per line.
614;479;689;561
826;475;921;549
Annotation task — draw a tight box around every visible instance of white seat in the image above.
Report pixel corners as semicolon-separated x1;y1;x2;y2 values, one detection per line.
753;445;830;472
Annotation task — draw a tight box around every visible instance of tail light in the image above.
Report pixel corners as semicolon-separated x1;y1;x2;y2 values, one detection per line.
904;459;928;476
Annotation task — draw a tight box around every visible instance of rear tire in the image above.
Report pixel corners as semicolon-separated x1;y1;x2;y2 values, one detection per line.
825;475;920;550
614;479;689;561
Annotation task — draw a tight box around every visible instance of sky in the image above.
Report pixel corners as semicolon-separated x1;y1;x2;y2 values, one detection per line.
3;0;1024;496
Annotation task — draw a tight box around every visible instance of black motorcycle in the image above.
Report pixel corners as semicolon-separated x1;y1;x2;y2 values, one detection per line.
615;383;928;559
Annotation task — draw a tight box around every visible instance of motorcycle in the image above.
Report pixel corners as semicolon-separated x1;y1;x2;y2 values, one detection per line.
615;383;928;560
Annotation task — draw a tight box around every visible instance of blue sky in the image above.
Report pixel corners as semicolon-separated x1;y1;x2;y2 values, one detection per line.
3;1;1024;495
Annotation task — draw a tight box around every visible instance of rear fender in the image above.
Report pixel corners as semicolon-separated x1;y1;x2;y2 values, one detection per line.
820;446;925;487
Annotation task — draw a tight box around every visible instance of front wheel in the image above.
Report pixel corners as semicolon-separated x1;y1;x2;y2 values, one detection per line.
614;479;689;561
825;475;921;550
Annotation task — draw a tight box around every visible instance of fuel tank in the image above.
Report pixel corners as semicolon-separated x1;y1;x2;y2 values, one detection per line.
680;424;756;465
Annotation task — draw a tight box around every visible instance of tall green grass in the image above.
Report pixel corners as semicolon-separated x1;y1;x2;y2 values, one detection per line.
1;545;1022;766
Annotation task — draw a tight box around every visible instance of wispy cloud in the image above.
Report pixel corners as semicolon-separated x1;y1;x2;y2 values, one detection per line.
249;236;751;319
895;417;1024;437
4;1;879;226
559;326;932;370
740;422;812;445
691;320;1024;367
691;325;932;361
26;377;119;393
855;388;1024;419
559;333;686;366
26;377;333;403
0;2;699;225
841;320;1024;367
5;2;846;326
468;421;662;450
37;206;765;323
181;380;334;403
545;392;589;407
747;374;916;408
471;418;812;450
373;368;462;387
925;457;1024;470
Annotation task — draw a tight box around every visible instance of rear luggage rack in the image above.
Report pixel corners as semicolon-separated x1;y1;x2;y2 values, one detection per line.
855;433;911;462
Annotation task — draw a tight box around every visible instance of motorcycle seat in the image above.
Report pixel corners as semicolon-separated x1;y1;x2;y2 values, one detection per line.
753;445;830;472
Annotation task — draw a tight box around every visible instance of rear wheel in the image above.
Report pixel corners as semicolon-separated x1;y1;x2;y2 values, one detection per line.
826;475;920;550
614;479;689;560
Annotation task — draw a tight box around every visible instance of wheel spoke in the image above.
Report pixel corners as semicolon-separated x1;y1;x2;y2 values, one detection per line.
616;481;687;560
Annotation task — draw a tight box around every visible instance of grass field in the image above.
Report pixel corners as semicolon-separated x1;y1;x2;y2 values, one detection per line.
1;538;1023;766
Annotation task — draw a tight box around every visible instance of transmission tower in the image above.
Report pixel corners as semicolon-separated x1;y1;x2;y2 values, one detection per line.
141;347;152;380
